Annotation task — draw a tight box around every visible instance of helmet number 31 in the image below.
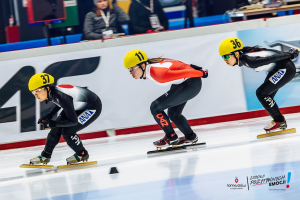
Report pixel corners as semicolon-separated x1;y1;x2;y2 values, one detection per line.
230;39;242;49
41;74;50;84
135;52;145;61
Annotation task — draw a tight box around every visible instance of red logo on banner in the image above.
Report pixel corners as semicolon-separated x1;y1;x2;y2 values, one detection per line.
235;177;239;183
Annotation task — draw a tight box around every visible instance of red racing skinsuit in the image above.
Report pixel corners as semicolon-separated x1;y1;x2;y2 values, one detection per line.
146;59;205;140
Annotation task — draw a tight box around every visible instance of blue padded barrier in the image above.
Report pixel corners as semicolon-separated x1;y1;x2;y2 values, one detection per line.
0;34;83;53
168;14;230;30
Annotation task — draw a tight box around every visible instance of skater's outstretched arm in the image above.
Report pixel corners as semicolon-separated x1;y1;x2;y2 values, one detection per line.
241;53;292;68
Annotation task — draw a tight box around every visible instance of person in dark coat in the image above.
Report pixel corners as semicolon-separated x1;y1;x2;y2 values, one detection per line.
84;0;129;40
129;0;169;34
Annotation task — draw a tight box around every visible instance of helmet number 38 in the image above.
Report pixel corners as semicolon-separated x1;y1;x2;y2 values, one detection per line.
41;74;50;84
230;39;242;49
135;52;145;61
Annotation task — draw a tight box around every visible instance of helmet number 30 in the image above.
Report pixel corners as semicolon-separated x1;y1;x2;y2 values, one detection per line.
230;39;241;49
41;74;50;84
135;52;145;61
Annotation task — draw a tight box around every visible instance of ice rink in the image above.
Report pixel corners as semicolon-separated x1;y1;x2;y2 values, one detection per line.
1;113;300;200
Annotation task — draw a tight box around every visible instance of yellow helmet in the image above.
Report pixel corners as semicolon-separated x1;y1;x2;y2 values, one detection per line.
123;49;148;69
28;73;54;91
219;37;244;56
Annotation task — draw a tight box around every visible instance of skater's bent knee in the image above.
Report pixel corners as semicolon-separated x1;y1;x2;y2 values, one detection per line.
256;88;269;98
150;101;161;115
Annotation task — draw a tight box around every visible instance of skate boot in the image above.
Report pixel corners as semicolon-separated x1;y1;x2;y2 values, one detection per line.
178;135;198;146
264;120;287;133
30;155;51;165
66;153;89;165
153;134;179;150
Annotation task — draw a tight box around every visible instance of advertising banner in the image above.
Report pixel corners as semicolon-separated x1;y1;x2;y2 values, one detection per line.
0;31;247;144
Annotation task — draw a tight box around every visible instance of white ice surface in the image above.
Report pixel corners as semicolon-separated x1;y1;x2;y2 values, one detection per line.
0;113;300;200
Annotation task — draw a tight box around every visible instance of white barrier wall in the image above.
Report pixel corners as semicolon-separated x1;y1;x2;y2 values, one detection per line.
0;15;299;144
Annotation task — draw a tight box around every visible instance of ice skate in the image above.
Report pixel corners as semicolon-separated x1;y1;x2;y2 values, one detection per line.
148;134;205;155
177;135;198;146
57;154;97;169
264;120;287;133
20;155;54;169
257;120;296;139
153;134;179;150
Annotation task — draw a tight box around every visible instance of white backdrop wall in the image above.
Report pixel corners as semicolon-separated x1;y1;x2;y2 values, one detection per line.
0;30;247;144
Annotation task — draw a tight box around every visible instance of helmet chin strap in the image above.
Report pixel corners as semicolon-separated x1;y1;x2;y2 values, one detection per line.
232;52;239;66
45;86;51;104
138;63;146;79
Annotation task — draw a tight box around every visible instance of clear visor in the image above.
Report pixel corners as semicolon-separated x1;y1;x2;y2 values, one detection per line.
128;66;139;73
31;87;45;95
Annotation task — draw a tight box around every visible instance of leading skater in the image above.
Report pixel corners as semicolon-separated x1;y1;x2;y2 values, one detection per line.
28;73;102;165
123;50;208;148
219;37;299;133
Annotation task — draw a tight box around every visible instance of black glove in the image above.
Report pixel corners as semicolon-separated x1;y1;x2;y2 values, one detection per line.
289;48;299;59
38;115;51;124
200;69;208;78
41;119;56;130
190;64;202;71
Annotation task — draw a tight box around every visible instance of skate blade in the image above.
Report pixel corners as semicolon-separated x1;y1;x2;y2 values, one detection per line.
147;146;187;155
57;161;97;169
185;142;206;148
147;142;206;155
20;164;54;169
257;128;296;139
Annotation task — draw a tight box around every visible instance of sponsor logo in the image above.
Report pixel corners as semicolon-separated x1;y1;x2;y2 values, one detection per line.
165;92;168;97
78;109;96;125
228;172;291;191
227;177;247;189
269;69;286;84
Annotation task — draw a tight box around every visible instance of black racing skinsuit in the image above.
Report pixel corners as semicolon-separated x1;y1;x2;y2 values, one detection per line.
41;85;102;158
150;77;202;140
239;50;296;122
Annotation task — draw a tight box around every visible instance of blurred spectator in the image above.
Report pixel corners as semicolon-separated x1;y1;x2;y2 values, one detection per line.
84;0;129;40
129;0;169;34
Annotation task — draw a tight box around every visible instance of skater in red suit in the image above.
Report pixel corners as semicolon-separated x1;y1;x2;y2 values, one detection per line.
219;37;299;133
123;50;208;148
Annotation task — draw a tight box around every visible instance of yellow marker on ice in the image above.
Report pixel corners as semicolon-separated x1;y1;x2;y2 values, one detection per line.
257;128;296;139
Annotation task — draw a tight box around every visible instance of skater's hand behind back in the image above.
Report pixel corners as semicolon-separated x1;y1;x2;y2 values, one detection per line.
289;48;299;59
200;69;208;78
